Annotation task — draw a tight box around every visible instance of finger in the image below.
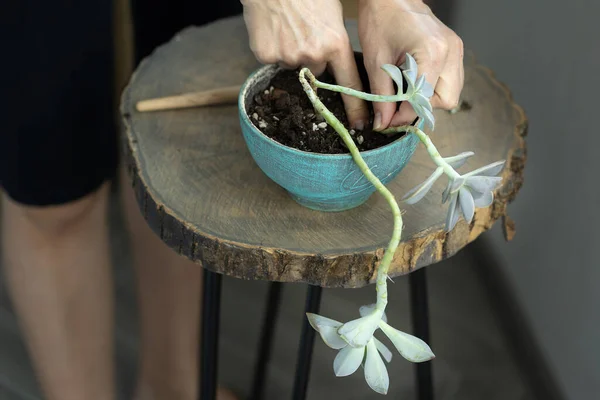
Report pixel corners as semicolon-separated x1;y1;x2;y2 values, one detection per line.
329;45;370;130
390;101;418;127
364;52;397;131
429;75;459;110
277;61;326;78
277;61;298;70
278;52;327;77
429;38;464;110
304;62;327;78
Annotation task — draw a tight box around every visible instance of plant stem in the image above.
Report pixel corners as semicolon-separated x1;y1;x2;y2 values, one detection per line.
381;125;461;179
306;71;411;103
299;68;400;311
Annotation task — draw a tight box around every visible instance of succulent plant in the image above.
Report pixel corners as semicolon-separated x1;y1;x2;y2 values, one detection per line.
307;304;434;395
384;54;436;130
298;53;504;395
400;149;506;230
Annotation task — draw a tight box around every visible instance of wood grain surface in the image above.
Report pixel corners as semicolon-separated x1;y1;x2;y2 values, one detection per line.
121;16;527;288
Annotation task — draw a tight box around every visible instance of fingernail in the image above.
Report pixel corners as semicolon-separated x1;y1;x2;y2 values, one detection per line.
354;120;365;131
373;112;382;131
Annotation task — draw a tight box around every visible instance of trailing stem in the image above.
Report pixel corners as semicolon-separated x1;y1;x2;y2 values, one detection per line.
311;79;413;103
296;57;503;393
381;125;462;179
298;68;401;312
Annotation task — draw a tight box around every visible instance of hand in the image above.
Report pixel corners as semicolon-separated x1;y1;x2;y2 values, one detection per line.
241;0;369;129
357;0;464;130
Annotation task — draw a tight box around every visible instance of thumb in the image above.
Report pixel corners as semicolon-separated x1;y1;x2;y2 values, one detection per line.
389;100;418;127
364;54;397;131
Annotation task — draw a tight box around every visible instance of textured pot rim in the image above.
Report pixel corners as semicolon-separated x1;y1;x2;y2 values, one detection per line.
238;63;419;160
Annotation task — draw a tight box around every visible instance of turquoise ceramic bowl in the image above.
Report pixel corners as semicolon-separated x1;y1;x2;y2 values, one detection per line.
238;64;420;212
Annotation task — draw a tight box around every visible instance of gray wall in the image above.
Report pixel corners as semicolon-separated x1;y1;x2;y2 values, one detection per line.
451;1;600;399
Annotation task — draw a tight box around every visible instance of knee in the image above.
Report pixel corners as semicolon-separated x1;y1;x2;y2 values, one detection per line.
3;184;109;238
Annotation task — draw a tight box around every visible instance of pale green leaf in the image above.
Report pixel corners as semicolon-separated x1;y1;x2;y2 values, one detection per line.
400;53;417;74
359;304;387;323
402;167;443;205
420;78;434;98
443;177;464;204
458;186;475;223
465;176;503;194
420;106;436;131
473;190;494;208
443;151;474;169
338;312;381;348
412;92;433;112
381;64;404;95
333;345;365;377
465;160;506;177
379;321;435;363
307;313;347;349
403;69;417;90
374;338;392;363
415;74;425;92
364;339;389;395
445;193;461;231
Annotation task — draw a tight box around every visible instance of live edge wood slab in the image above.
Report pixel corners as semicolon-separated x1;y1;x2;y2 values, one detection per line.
120;16;527;288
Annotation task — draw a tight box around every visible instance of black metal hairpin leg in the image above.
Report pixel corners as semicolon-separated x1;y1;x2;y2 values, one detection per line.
291;285;323;400
409;268;434;400
250;282;284;400
199;268;223;400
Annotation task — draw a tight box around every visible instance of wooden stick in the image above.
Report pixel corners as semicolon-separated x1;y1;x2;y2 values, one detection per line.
136;85;241;112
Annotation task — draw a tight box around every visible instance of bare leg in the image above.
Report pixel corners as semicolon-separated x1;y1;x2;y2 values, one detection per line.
120;169;236;400
1;184;115;400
